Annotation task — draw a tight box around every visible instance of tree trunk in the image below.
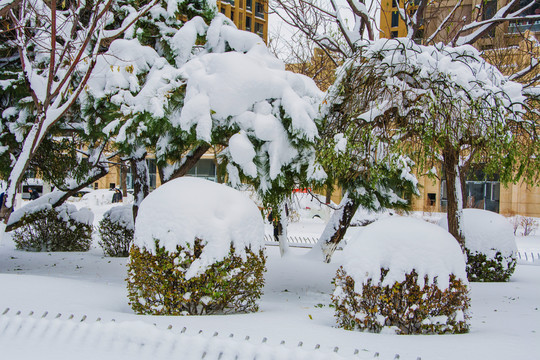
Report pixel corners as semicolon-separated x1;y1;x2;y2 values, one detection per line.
165;144;211;183
310;192;358;263
121;162;128;197
0;123;42;224
460;171;467;208
443;146;465;249
325;186;332;204
131;151;150;222
276;203;289;257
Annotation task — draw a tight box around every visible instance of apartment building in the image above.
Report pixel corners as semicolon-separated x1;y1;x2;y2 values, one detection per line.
216;0;268;42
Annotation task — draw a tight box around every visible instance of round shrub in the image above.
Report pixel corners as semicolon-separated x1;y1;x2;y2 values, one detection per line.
98;205;134;257
332;217;470;334
127;177;266;315
439;209;517;282
11;203;93;252
128;240;265;315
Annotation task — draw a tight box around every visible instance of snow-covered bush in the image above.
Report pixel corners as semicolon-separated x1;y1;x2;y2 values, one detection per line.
439;209;517;282
332;217;470;334
98;205;134;257
127;178;266;315
11;203;93;252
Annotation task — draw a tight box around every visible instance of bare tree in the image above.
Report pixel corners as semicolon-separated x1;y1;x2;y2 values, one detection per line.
0;0;158;223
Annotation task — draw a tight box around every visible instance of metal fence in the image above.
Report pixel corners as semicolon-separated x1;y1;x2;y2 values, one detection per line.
265;237;540;265
264;235;319;248
517;251;540;263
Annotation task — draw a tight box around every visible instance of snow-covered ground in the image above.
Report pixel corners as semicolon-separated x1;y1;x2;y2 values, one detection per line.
0;198;539;360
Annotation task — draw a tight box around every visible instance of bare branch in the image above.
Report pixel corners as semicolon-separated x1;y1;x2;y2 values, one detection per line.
425;0;465;44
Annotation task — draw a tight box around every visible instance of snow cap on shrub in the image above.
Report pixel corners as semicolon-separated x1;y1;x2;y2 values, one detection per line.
8;191;94;226
342;217;467;292
134;177;264;278
103;204;134;230
438;209;517;260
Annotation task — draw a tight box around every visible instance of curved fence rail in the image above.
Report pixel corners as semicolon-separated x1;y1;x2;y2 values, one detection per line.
264;235;319;248
517;252;540;263
0;308;419;360
264;237;540;265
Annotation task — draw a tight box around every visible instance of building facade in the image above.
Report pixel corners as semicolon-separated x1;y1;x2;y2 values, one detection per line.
216;0;268;42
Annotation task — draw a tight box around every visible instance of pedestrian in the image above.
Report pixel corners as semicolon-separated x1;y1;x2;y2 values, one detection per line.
0;191;4;208
29;188;39;200
112;188;123;203
116;188;123;203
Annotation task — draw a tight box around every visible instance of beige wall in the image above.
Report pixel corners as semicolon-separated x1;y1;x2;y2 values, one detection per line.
500;182;540;218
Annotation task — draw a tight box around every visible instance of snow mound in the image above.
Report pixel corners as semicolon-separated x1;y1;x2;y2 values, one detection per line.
103;205;134;230
8;191;93;226
439;209;517;259
80;189;115;206
342;217;467;292
134;177;264;278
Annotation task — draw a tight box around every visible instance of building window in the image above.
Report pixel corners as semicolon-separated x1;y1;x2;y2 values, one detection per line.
440;176;500;213
427;193;436;206
255;21;264;37
482;0;497;37
246;16;252;31
391;11;399;27
187;159;217;181
122;166;134;190
391;30;399;38
246;0;252;11
220;7;226;15
509;0;540;33
392;0;399;8
147;159;157;189
255;1;264;18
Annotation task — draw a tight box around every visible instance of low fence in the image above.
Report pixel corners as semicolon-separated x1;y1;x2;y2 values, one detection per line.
265;237;540;264
0;308;420;360
517;251;540;263
264;234;318;248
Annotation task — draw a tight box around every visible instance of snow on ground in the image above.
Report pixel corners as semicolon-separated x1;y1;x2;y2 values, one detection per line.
0;198;539;360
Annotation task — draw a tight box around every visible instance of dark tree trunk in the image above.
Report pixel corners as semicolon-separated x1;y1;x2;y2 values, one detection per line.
164;144;211;183
460;172;467;208
131;152;150;222
121;162;128;197
442;145;465;249
325;186;332;204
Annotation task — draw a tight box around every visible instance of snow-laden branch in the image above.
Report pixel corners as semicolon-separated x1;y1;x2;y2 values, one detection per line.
510;57;539;82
